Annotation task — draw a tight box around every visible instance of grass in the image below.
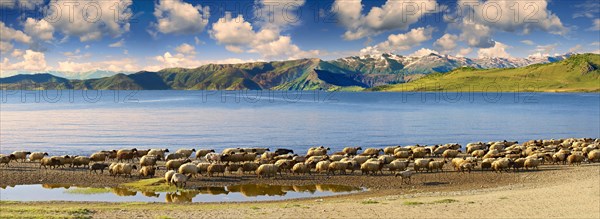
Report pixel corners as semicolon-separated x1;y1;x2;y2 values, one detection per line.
431;199;459;204
120;178;179;193
0;206;94;219
361;199;380;204
250;206;261;210
155;216;175;219
499;197;509;200
372;54;600;93
403;201;425;206
63;187;112;194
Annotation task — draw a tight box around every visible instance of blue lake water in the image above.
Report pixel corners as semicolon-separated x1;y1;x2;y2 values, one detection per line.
0;90;598;155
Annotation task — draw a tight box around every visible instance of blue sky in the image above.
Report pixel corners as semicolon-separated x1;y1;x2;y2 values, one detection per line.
1;0;599;77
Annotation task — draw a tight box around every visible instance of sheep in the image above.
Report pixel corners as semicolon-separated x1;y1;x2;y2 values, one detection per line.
178;163;198;178
244;148;270;154
432;146;449;157
524;158;542;170
471;150;486;158
100;150;118;160
241;162;259;174
52;155;73;168
363;148;383;156
171;173;188;188
291;163;311;175
117;151;136;163
205;152;221;163
567;154;585;166
72;156;91;168
166;153;186;161
329;154;345;162
394;151;410;159
315;160;332;174
384;146;401;155
256;164;283;178
139;166;157;178
342;147;362;156
39;157;60;169
360;160;385;175
0;154;17;167
274;160;294;174
328;161;352;175
221;153;247;163
378;155;394;164
207;163;226;177
394;170;414;184
222;148;244;154
275;148;294;155
307;147;329;157
481;158;495;171
442;150;460;160
166;159;191;171
552;152;569;165
466;142;486;153
29;152;48;162
135;149;150;158
90;152;108;162
11;151;31;162
512;158;527;171
428;160;446;172
352;155;372;165
148;149;170;160
261;152;276;160
175;149;196;158
110;163;137;177
196;162;211;175
225;163;243;174
139;155;158;167
459;162;473;173
588;150;600;163
165;170;176;185
89;163;110;174
413;158;432;173
492;158;513;173
388;159;410;174
195;149;215;159
242;153;258;162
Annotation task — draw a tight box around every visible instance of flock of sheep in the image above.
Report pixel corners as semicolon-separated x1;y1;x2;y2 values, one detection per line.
1;137;599;188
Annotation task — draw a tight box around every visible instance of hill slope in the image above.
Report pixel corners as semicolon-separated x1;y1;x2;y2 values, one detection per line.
371;54;600;92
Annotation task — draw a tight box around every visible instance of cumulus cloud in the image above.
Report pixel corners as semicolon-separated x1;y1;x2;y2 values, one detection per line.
332;0;439;40
24;18;54;41
0;21;32;54
360;27;434;54
175;43;196;55
477;42;511;58
409;48;439;57
1;50;50;74
210;12;319;60
0;41;15;53
452;0;567;48
456;47;473;57
153;0;210;35
40;0;133;42
109;39;125;48
57;59;140;73
533;44;558;56
433;34;458;54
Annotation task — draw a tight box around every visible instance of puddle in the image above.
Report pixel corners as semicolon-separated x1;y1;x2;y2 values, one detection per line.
0;184;364;203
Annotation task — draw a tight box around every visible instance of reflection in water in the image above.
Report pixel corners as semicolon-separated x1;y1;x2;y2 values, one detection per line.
0;184;363;203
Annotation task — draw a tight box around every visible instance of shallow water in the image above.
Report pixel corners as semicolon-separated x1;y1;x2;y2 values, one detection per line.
0;183;363;203
1;91;598;155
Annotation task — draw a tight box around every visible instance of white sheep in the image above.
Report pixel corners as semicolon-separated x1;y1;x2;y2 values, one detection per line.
394;170;414;184
175;149;196;158
28;152;48;162
165;170;176;185
178;163;198;178
171;173;188;188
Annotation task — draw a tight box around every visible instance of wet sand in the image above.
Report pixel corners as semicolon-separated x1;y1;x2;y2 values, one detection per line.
0;161;599;218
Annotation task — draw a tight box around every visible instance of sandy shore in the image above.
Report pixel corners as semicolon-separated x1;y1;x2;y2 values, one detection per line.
0;161;599;218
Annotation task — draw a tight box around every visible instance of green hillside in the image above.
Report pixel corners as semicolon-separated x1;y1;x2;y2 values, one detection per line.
371;54;600;92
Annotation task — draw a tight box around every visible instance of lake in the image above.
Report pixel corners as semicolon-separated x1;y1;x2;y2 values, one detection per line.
1;90;598;155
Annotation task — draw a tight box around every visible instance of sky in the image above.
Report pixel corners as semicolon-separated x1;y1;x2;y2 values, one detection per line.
0;0;599;77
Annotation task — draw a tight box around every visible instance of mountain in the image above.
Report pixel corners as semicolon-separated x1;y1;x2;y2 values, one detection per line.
0;53;587;91
370;54;600;92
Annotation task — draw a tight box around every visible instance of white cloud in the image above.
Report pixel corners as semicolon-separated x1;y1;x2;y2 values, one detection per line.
210;13;319;59
477;42;511;58
409;48;439;57
433;34;458;53
153;0;210;34
254;0;306;29
521;40;535;46
453;0;567;48
591;42;600;47
57;58;140;73
456;47;473;57
175;43;196;55
145;54;262;72
44;0;133;42
573;0;599;19
0;0;44;10
332;0;439;40
360;27;434;54
11;49;24;57
568;45;582;53
0;41;14;53
23;18;54;41
1;50;50;74
0;21;32;44
109;39;125;48
533;44;558;55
